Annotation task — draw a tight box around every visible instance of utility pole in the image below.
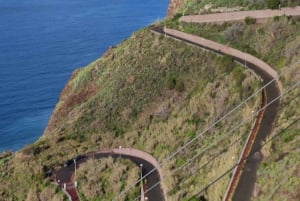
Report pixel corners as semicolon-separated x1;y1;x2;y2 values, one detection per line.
74;159;77;179
140;163;143;183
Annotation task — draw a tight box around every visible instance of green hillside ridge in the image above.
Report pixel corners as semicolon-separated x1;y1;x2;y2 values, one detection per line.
0;0;299;200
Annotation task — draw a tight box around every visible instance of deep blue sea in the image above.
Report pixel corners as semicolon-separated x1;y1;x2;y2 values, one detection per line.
0;0;169;152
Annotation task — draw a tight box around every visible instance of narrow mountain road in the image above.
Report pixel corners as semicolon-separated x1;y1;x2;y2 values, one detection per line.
151;26;280;201
55;148;165;201
53;6;299;201
179;8;293;200
180;6;300;24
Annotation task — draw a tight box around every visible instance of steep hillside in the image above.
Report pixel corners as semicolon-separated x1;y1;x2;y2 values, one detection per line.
168;2;300;200
0;25;259;201
0;1;299;200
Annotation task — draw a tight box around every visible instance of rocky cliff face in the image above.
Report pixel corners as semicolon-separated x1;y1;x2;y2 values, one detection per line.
168;0;185;17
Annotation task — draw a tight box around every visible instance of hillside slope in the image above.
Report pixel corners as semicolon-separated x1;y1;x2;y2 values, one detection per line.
0;1;299;200
0;25;259;200
170;1;300;200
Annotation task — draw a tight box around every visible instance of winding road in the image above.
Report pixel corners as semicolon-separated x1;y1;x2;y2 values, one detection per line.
151;26;280;201
55;148;165;201
52;6;300;201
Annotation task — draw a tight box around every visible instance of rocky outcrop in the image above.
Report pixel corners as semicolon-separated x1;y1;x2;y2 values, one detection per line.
167;0;185;17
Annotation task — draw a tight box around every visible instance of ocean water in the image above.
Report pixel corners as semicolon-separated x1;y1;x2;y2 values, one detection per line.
0;0;169;152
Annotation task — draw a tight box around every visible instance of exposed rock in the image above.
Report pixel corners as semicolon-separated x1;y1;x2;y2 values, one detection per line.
168;0;185;17
204;3;213;11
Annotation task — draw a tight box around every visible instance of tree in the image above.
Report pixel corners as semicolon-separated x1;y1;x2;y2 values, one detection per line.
267;0;280;9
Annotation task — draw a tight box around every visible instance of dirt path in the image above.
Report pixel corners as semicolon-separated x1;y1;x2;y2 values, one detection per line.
180;6;300;24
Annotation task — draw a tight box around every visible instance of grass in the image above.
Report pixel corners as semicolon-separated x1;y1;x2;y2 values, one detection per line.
170;12;300;200
255;75;300;200
0;25;260;200
178;15;300;70
175;0;300;16
161;5;300;199
3;1;300;200
175;9;300;200
77;157;140;201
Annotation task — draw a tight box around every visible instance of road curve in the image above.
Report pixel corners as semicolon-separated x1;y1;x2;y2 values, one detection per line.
151;26;280;201
55;148;166;201
55;7;291;200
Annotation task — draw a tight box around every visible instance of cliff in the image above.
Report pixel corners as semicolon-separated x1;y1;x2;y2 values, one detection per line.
0;1;299;200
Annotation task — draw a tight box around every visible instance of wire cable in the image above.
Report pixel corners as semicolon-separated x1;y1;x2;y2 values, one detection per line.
128;78;299;201
113;29;300;200
188;94;300;199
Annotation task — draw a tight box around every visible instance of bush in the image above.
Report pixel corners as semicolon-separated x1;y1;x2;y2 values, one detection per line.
219;55;234;73
167;75;177;90
273;15;280;21
224;24;245;42
267;0;280;9
176;80;185;92
245;16;256;25
173;13;183;21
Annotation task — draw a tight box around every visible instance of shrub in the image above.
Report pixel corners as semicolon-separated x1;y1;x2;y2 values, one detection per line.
173;13;183;21
219;55;234;73
224;24;245;42
245;16;256;25
267;0;280;9
176;80;185;92
167;75;177;90
273;15;280;21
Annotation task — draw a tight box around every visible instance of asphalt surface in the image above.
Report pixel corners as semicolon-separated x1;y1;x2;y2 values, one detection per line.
231;58;280;201
56;9;285;199
180;6;300;24
151;27;280;201
56;152;164;201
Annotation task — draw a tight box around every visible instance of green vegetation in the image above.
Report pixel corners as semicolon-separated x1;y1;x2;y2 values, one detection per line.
267;0;280;9
77;157;140;201
167;3;300;200
254;59;300;200
177;0;300;15
0;24;260;200
0;0;299;200
245;16;256;25
177;15;300;69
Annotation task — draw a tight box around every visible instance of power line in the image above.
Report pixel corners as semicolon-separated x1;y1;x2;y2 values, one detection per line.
171;111;255;174
115;68;275;201
135;79;300;201
115;47;299;199
113;74;272;201
123;78;299;201
113;29;300;200
188;95;300;199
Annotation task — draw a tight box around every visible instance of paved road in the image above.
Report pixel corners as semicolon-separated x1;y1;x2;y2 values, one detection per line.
55;6;295;200
180;6;300;24
151;27;280;201
179;9;288;200
55;149;165;201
